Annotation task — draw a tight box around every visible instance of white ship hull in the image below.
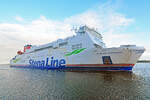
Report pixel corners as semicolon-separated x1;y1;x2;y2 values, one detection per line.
10;26;145;71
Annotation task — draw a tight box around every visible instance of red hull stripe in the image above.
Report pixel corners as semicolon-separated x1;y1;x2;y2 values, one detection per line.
66;64;134;67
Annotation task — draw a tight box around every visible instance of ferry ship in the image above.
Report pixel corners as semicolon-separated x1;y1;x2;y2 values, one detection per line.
10;26;145;71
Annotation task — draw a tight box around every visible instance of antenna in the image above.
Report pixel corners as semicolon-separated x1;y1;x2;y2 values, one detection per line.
71;25;78;33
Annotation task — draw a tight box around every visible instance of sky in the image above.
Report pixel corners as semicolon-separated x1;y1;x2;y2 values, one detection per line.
0;0;150;64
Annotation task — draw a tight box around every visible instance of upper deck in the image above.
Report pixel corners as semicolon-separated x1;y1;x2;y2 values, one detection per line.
21;26;106;54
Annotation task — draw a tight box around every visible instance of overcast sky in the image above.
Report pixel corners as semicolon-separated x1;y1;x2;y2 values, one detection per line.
0;0;150;64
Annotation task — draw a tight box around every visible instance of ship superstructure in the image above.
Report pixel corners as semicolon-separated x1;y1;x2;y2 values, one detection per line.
10;26;145;71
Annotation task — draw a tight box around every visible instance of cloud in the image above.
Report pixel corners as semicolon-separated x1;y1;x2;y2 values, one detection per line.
0;2;147;64
15;16;24;22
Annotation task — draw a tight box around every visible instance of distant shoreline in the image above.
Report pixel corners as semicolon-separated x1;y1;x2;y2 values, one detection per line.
137;60;150;63
0;64;9;65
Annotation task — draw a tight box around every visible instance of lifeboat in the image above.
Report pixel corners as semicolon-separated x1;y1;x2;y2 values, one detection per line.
17;51;24;55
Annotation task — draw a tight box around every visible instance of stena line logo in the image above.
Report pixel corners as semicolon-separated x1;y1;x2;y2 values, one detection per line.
29;57;66;68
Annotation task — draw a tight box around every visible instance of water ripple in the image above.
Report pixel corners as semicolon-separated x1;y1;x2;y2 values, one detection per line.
0;63;149;100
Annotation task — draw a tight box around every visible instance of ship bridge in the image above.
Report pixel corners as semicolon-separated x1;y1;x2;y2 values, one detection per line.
75;26;106;48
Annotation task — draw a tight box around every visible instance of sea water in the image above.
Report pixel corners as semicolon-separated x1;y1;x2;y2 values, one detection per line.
0;63;150;100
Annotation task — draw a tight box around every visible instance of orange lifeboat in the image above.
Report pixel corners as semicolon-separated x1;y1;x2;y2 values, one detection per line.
17;51;24;55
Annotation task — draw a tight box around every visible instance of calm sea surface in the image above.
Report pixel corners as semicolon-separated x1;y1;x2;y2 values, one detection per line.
0;63;150;100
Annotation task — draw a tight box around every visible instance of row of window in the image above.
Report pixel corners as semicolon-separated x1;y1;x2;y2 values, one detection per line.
72;43;82;50
30;42;68;53
28;42;83;54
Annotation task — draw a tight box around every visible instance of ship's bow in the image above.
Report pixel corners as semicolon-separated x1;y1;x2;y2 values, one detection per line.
120;45;145;65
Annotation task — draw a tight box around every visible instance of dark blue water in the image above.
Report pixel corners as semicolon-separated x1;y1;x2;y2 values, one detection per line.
0;63;150;100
